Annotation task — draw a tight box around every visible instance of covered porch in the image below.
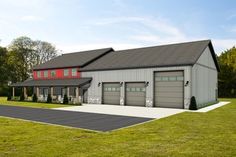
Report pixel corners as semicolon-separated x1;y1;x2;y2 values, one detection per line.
10;78;92;104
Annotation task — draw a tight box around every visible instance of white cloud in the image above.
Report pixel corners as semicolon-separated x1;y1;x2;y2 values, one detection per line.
92;16;189;44
93;16;184;37
20;15;43;22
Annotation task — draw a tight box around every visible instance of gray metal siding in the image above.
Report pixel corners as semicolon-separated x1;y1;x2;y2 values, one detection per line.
154;71;184;108
102;83;120;105
192;46;218;107
125;83;146;106
82;66;192;108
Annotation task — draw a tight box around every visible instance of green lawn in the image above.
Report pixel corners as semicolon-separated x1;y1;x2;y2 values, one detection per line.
0;97;73;108
0;98;236;157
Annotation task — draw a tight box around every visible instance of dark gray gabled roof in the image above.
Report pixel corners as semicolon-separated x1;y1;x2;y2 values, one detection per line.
11;78;92;87
33;48;113;70
81;40;220;72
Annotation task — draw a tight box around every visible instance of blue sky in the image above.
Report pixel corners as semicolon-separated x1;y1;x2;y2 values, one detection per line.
0;0;236;54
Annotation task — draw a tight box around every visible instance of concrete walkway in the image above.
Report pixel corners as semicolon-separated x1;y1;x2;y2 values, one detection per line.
55;104;185;119
55;101;230;119
189;101;230;113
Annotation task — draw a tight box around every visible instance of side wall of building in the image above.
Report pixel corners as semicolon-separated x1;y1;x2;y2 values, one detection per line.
191;46;218;108
82;66;192;109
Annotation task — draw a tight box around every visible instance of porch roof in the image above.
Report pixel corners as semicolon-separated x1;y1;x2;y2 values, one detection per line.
10;78;92;87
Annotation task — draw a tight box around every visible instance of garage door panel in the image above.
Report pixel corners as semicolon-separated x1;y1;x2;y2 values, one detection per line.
155;71;183;77
126;96;145;102
126;92;145;97
156;97;183;103
155;87;183;92
103;92;120;96
155;92;183;97
155;81;183;87
155;102;183;108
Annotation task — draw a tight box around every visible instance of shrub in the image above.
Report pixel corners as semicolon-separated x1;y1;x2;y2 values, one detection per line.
20;92;25;101
47;94;52;103
63;94;68;104
32;94;38;102
7;93;12;101
189;96;197;110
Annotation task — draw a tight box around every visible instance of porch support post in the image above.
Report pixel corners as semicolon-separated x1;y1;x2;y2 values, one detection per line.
75;87;79;98
67;87;70;97
75;87;80;104
12;87;15;98
50;87;53;97
23;87;27;98
36;87;39;97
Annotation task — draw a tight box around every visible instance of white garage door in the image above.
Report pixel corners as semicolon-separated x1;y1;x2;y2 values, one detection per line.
154;71;184;109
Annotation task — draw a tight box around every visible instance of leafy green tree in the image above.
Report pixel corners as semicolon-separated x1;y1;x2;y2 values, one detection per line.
0;46;10;96
218;47;236;97
7;36;58;82
8;36;35;81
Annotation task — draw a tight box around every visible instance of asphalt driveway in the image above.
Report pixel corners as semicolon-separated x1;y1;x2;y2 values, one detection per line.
0;105;153;132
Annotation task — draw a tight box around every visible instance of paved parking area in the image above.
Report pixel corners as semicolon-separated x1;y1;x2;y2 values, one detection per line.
0;105;153;132
55;104;185;118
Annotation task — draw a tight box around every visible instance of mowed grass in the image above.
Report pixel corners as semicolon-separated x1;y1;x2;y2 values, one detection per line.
0;99;236;157
0;97;73;108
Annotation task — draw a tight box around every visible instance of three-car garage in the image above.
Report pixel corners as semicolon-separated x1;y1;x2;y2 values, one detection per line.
101;71;184;108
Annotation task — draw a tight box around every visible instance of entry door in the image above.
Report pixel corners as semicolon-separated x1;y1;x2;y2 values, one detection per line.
83;89;88;103
102;83;120;105
43;88;48;97
125;83;146;106
61;88;66;96
154;71;184;109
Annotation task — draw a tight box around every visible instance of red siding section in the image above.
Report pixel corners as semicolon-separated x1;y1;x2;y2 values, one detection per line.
33;67;81;80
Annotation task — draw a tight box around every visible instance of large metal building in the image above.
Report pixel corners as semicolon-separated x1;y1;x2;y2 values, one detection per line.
81;40;219;109
11;40;219;109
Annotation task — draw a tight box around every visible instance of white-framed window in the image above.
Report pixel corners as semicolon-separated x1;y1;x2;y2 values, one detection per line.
44;71;48;78
37;71;41;78
72;68;77;76
64;69;69;76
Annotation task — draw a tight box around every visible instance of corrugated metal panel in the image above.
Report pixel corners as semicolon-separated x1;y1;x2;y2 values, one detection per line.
125;83;146;106
192;47;218;107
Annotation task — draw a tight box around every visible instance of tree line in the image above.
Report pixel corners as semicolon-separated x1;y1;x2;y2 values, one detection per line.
0;36;58;96
218;46;236;98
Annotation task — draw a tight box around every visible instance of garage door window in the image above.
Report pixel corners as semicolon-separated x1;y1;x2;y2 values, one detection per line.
162;76;169;81
141;88;146;92
169;76;176;81
177;76;184;81
104;87;120;92
156;76;184;82
155;77;162;81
